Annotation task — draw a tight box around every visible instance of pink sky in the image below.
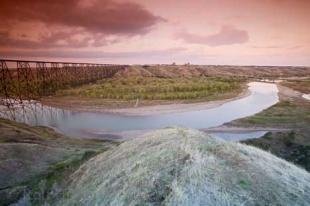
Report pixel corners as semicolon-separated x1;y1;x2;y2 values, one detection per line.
0;0;309;66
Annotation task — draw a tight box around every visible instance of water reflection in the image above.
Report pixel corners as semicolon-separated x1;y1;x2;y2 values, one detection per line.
0;99;72;129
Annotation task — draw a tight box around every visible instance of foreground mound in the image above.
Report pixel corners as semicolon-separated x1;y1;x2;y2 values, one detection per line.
58;128;310;206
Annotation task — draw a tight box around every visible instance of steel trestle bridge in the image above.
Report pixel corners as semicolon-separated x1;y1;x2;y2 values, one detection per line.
0;59;126;106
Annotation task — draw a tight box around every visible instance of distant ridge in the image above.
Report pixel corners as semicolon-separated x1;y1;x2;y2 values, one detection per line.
113;65;310;78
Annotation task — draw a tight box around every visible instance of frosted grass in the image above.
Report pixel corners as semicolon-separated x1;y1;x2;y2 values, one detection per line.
57;127;310;206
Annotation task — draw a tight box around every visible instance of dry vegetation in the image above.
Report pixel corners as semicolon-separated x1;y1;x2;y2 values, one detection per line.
56;128;310;205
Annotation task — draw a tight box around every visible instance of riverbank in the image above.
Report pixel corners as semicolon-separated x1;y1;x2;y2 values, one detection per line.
39;72;308;117
225;80;310;171
41;76;246;114
203;81;308;132
42;82;249;116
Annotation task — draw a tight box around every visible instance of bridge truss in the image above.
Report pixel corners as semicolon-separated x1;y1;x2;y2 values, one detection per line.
0;59;125;107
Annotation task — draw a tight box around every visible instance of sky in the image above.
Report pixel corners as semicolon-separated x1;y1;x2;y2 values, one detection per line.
0;0;310;66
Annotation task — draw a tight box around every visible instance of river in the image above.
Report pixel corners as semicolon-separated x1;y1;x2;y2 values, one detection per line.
0;82;279;140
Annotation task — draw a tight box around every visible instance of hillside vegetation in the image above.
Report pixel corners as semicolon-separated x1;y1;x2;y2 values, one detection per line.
56;128;310;206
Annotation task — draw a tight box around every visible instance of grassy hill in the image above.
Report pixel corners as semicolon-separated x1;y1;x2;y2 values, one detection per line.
56;127;310;206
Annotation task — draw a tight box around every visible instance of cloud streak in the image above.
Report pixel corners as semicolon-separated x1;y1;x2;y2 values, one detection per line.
177;25;249;47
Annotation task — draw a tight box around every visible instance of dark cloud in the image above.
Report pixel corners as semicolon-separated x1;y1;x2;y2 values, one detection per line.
177;25;249;46
0;0;164;49
0;30;115;49
1;30;88;49
0;0;163;34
